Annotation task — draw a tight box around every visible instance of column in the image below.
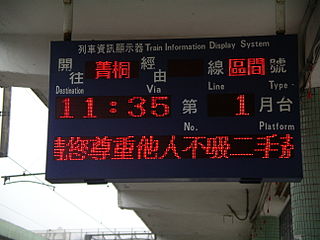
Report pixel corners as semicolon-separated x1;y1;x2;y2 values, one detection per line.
291;88;320;240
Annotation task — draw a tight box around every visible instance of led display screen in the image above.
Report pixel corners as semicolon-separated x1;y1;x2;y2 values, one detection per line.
167;59;204;77
56;96;171;118
207;94;255;117
84;61;140;79
46;35;302;183
53;134;294;161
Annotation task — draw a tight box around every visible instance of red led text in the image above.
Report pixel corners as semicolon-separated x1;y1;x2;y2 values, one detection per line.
228;58;266;76
56;96;171;119
96;61;131;79
53;134;295;161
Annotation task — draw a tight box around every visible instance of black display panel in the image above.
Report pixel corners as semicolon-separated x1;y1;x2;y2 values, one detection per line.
167;59;204;77
47;35;302;183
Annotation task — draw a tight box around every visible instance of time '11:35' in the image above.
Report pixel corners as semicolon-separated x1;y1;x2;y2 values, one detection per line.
56;96;171;119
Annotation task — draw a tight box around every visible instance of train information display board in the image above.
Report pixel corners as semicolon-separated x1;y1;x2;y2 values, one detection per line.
46;35;302;183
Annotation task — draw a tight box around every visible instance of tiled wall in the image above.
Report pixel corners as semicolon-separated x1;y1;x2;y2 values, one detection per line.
291;88;320;240
251;216;279;240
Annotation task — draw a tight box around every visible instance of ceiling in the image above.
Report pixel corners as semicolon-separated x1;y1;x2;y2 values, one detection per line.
0;1;318;239
0;0;306;36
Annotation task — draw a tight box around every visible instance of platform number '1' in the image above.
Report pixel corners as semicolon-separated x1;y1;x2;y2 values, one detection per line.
235;94;250;116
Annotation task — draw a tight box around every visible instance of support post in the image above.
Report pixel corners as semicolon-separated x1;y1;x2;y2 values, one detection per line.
275;0;286;35
0;87;11;157
63;0;73;41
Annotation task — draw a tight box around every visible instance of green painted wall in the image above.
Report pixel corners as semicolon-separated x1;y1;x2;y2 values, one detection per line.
0;219;47;240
